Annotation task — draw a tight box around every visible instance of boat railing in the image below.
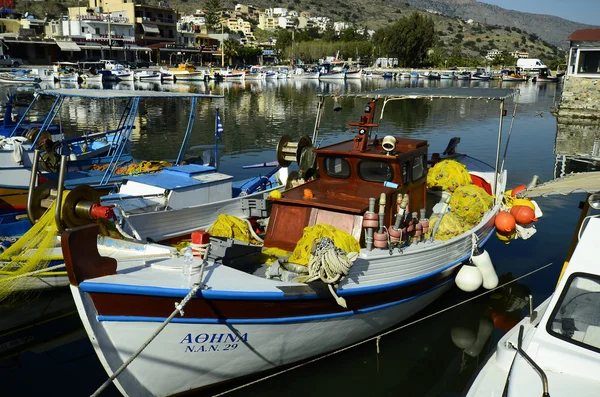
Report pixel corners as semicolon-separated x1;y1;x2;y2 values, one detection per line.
505;325;550;397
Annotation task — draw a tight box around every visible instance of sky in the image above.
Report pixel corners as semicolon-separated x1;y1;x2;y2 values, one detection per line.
480;0;600;26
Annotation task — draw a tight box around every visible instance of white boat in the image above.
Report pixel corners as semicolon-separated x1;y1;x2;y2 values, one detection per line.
62;87;521;397
35;68;56;81
345;69;363;79
167;63;207;82
264;70;278;80
319;70;346;80
113;69;134;81
471;73;491;81
293;68;320;79
400;72;411;79
220;69;245;82
57;72;79;83
466;186;600;397
80;73;103;83
135;70;162;82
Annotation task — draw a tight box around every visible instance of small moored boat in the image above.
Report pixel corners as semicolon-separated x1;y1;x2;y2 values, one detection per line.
466;181;600;397
63;87;522;397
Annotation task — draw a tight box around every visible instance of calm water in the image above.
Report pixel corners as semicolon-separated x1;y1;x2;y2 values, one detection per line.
0;77;593;397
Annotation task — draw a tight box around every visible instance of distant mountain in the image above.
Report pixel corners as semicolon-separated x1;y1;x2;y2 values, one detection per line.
402;0;596;49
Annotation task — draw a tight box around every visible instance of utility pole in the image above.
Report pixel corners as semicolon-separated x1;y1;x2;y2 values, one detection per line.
220;22;224;67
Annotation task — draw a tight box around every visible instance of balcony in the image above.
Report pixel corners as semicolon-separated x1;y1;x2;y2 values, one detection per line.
76;14;131;24
135;16;176;25
73;33;136;44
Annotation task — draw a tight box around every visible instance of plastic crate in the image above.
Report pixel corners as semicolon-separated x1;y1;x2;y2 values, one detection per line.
241;197;272;217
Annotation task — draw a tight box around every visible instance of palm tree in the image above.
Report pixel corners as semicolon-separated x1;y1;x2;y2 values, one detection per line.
223;38;241;67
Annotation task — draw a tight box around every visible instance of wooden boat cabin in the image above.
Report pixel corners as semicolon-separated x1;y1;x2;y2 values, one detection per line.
264;101;428;251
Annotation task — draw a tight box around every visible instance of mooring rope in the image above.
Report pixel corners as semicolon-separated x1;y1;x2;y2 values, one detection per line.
211;261;555;397
91;251;208;397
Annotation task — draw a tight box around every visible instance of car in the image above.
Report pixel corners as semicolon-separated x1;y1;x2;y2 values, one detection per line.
120;60;137;69
0;55;23;67
135;59;152;68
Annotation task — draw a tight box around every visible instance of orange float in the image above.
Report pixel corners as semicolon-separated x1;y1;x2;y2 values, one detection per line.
510;184;526;197
303;188;314;199
494;212;516;234
510;205;537;225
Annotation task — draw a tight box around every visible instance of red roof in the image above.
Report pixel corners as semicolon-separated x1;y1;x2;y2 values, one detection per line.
569;29;600;41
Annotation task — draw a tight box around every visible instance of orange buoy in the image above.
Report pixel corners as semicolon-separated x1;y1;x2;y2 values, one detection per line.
510;184;526;197
303;188;314;199
495;212;516;234
510;205;537;225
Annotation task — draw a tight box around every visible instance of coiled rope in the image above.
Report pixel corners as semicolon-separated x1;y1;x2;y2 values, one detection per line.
303;238;358;308
211;261;556;397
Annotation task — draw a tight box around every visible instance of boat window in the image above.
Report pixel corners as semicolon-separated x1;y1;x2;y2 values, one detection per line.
324;157;351;179
547;273;600;354
412;155;426;181
358;160;394;183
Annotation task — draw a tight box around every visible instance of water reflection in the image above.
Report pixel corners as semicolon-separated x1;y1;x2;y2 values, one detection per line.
554;116;600;177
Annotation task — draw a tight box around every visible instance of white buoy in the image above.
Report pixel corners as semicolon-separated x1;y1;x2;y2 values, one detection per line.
464;317;494;357
455;262;483;292
450;327;477;350
472;246;499;289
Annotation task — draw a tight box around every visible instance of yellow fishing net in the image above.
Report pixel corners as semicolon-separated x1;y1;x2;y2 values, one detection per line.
90;160;172;175
208;214;263;245
425;212;471;241
0;198;65;303
427;159;472;192
449;184;493;225
288;224;360;266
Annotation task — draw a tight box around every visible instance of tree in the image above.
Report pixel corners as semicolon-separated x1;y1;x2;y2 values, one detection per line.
204;0;222;33
322;22;337;42
340;26;357;42
375;12;436;67
222;38;241;66
274;29;293;55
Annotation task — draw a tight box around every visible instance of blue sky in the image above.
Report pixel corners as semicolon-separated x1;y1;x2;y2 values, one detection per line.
480;0;599;25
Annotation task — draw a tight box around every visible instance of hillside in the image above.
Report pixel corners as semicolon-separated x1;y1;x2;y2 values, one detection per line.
402;0;596;49
15;0;592;64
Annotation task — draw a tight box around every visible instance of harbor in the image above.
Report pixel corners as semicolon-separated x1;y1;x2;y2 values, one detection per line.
0;72;596;396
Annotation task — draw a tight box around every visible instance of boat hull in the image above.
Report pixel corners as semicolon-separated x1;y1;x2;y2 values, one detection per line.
73;276;453;396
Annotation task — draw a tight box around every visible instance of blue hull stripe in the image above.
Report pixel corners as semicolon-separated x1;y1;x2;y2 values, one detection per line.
81;230;493;300
95;278;454;324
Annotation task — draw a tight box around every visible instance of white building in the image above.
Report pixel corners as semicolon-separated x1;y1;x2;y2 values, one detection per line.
485;48;502;61
62;11;135;46
278;16;296;30
333;21;351;33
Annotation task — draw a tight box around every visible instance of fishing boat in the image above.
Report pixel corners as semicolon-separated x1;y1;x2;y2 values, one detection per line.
471;73;491;81
466;179;600;397
428;72;441;80
440;73;455;80
0;90;221;213
345;69;363;79
244;66;265;81
61;87;520;397
219;69;245;82
0;74;41;85
134;70;162;82
501;72;527;82
535;74;559;83
164;62;207;82
35;68;56;81
293;67;320;79
80;73;103;83
456;72;471;80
